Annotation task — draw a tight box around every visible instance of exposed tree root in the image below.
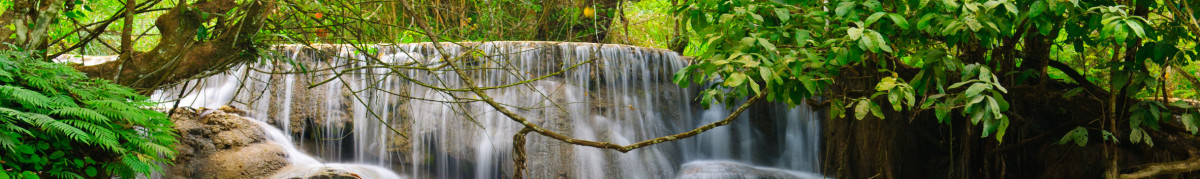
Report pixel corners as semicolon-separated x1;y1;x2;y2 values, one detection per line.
1121;158;1200;179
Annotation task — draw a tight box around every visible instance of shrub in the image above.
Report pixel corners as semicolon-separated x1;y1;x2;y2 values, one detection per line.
0;49;176;178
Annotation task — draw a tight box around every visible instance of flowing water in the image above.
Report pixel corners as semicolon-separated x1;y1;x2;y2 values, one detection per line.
152;41;825;179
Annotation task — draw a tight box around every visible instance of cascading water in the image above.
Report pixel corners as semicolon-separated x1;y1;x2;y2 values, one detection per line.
152;41;826;178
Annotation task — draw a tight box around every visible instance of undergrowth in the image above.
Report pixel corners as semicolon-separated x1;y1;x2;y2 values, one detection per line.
0;48;176;178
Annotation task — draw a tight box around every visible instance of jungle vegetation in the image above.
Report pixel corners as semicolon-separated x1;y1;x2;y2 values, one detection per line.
3;0;1200;178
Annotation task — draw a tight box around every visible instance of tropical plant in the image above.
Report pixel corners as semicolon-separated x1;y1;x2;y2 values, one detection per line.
0;48;176;178
675;0;1200;177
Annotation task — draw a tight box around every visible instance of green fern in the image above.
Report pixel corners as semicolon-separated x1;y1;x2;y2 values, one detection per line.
0;49;178;178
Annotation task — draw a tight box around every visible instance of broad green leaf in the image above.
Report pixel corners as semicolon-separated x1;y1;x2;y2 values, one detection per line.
870;31;893;53
749;79;762;95
917;14;936;30
1003;2;1019;15
889;89;902;110
996;116;1010;142
875;77;897;91
847;28;863;40
965;83;988;97
870;100;885;119
775;8;790;22
86;166;97;177
836;1;856;17
758;38;777;51
1131;128;1143;143
725;73;748;87
855;100;870;120
888;13;910;29
866;12;887;27
796;30;811;47
1073;127;1088;147
936;102;951;123
1058;128;1076;144
988;97;1001;119
965;18;983;31
1125;19;1145;38
859;31;878;52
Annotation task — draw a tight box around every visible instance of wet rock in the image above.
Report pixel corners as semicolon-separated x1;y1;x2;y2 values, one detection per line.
164;107;290;179
287;168;361;179
204;143;289;178
678;161;828;179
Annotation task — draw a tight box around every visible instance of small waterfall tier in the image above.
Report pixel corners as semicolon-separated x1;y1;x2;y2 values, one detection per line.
152;41;826;179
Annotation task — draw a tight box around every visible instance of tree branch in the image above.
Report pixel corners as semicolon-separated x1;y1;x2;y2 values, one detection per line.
1047;60;1106;95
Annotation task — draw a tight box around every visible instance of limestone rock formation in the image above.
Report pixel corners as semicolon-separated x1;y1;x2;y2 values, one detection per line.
164;107;290;179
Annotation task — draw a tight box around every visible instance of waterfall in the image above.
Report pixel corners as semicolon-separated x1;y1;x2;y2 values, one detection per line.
152;41;826;179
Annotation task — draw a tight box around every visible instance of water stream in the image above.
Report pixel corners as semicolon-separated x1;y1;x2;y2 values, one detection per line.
152;42;825;178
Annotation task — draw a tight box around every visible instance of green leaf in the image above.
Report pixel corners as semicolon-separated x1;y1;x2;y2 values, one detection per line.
836;1;856;17
965;83;988;97
674;66;695;87
875;77;897;91
996;116;1010;142
775;8;790;22
758;38;777;51
759;67;777;84
49;151;64;159
847;28;863;40
870;31;893;53
866;12;887;27
917;14;936;30
725;73;748;87
855;100;870;120
1125;19;1145;38
888;89;902;110
1073;127;1088;147
988;97;1002;118
888;13;910;29
86;166;97;177
21;171;38;179
1003;2;1019;15
870;100;885;119
936;102;951;123
965;18;983;31
1131;128;1143;143
1058;128;1076;144
1027;1;1046;16
796;30;811;47
1102;130;1118;143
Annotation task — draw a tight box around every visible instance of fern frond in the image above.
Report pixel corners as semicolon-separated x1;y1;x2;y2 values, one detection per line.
20;112;56;128
141;142;177;160
21;74;57;94
60;120;111;148
0;85;51;108
50;107;111;124
1;123;32;136
0;132;19;153
0;107;23;123
83;100;132;111
66;87;99;101
46;120;92;143
47;94;79;108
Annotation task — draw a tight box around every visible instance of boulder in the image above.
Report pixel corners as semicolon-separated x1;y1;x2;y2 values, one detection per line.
164;107;290;179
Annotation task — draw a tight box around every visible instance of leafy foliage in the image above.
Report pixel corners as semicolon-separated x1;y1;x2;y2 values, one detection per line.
0;48;176;178
675;0;1200;144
